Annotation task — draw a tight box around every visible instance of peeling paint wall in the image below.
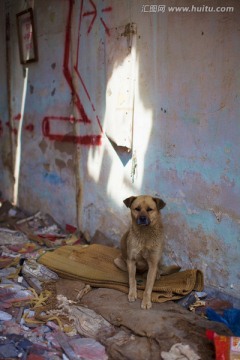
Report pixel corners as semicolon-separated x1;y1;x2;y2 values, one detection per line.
0;0;239;299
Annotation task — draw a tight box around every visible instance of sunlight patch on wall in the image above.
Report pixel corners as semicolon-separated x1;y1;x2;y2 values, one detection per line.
87;144;105;184
104;23;137;152
13;67;29;205
86;22;153;204
105;24;138;203
106;57;153;201
128;102;153;191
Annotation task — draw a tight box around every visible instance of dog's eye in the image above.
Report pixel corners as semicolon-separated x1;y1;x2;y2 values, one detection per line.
147;208;153;212
135;207;141;211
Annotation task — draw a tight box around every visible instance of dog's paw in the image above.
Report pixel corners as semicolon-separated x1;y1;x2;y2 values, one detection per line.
141;292;152;309
141;298;152;310
128;289;137;302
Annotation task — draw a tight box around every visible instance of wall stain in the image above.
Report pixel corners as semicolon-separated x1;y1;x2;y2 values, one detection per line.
54;136;76;155
67;158;75;170
39;138;48;154
55;158;66;171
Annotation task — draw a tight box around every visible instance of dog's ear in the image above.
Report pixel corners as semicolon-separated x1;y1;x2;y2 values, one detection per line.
153;197;166;211
123;196;137;208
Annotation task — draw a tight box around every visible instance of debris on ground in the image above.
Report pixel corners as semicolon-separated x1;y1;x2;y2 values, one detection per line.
0;200;107;359
0;199;239;359
206;330;240;359
161;343;200;360
206;308;240;336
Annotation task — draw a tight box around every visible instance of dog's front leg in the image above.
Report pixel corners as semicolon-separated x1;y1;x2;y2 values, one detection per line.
141;261;158;309
127;259;137;302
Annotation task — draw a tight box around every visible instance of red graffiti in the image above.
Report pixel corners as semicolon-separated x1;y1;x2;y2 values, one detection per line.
100;17;110;36
83;0;97;35
83;0;111;35
25;124;34;132
42;116;102;145
73;0;109;133
13;113;21;121
63;0;90;124
42;0;111;146
2;116;34;136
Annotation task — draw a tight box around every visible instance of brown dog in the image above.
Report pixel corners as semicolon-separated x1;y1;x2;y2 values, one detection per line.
114;195;180;309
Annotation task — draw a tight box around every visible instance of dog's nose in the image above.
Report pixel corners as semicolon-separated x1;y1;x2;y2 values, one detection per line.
137;216;150;226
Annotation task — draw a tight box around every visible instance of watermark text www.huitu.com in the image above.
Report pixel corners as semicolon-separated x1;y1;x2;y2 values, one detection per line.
141;4;234;13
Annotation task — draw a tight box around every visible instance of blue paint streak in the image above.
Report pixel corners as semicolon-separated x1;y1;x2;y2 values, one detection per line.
43;172;64;186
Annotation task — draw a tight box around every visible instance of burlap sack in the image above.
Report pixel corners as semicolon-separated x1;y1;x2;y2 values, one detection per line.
38;244;203;303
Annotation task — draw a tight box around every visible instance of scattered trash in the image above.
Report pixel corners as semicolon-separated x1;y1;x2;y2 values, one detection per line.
176;291;206;313
0;199;238;360
0;228;29;245
57;295;115;338
195;291;207;299
206;330;240;360
0;281;35;304
0;310;13;321
161;343;201;360
16;211;63;236
0;200;104;360
76;284;92;301
22;259;59;282
22;275;43;295
0;200;28;226
67;337;108;360
176;292;198;309
206;308;240;336
16;211;67;248
189;299;206;312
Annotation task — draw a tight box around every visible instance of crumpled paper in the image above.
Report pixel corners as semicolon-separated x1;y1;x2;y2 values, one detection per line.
161;343;200;360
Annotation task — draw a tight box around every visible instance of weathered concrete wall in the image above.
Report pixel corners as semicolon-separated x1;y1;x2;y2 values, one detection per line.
0;1;14;200
0;0;239;299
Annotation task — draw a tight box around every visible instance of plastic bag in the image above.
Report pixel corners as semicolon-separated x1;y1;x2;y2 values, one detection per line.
206;308;240;336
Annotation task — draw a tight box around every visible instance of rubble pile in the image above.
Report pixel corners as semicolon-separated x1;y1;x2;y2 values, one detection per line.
0;200;108;359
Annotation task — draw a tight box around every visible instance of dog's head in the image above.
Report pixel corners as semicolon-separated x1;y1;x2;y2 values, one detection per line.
123;195;166;227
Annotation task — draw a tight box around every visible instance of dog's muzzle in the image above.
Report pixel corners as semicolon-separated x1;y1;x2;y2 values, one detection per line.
137;216;150;226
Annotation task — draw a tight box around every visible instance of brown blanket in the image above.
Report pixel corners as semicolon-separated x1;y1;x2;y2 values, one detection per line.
38;244;203;303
